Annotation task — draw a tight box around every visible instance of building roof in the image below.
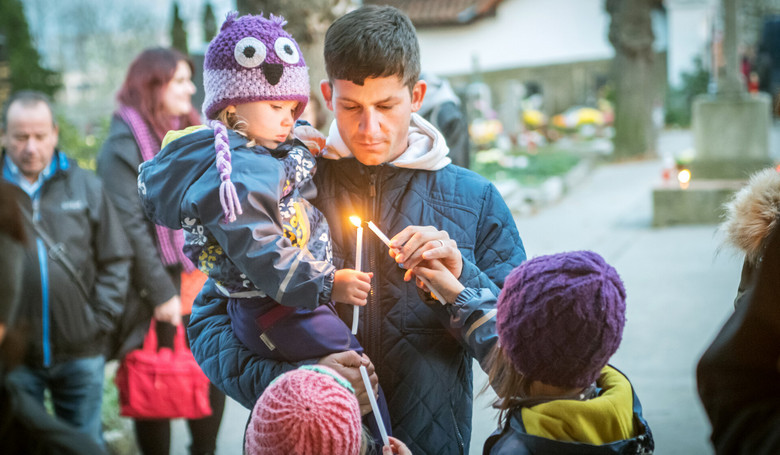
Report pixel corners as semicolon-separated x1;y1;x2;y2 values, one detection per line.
362;0;505;27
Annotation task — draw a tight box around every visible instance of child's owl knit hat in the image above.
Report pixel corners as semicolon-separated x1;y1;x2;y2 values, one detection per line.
203;12;309;120
203;12;310;224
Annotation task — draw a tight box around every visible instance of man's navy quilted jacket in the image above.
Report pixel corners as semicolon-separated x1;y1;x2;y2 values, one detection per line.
188;157;526;455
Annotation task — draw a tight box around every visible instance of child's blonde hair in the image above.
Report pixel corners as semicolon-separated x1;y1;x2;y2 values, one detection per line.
214;108;256;146
215;108;246;132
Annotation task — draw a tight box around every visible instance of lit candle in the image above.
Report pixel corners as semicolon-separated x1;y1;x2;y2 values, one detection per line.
349;216;363;334
366;221;448;304
359;365;390;447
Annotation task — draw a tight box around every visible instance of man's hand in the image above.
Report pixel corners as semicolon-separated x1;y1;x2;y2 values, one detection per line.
319;351;378;416
332;269;373;306
154;295;182;326
293;124;327;156
389;225;462;283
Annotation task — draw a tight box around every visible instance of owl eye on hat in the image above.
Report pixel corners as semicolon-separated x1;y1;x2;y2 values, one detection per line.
203;11;309;120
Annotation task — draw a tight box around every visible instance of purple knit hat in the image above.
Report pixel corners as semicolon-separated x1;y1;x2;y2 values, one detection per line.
203;12;309;120
496;250;626;389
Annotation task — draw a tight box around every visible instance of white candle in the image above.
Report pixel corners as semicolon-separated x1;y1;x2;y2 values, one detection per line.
359;365;390;447
367;221;392;247
349;216;363;334
355;226;363;271
366;221;448;304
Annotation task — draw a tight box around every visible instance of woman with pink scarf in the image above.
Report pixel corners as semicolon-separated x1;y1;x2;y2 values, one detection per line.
97;47;225;455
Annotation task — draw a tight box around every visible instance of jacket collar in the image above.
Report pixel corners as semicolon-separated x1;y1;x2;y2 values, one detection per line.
2;150;68;197
514;366;638;445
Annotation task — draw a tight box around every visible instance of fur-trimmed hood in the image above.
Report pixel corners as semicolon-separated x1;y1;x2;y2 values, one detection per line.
721;167;780;263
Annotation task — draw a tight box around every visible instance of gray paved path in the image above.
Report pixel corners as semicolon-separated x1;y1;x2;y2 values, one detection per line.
470;129;744;455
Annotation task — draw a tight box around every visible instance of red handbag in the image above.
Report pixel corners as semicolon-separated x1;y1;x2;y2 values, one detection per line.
115;320;212;419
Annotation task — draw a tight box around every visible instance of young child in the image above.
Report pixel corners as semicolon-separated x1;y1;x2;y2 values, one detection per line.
245;365;410;455
413;251;655;454
137;11;390;441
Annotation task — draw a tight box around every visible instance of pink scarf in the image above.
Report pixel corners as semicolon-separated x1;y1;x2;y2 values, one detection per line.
117;105;195;272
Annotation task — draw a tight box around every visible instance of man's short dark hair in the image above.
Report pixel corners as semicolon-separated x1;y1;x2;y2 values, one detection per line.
324;5;420;90
1;90;57;131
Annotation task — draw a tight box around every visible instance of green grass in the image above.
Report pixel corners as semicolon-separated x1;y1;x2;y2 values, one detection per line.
471;146;581;186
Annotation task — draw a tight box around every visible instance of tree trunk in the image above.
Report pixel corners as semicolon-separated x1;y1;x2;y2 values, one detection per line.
607;0;657;159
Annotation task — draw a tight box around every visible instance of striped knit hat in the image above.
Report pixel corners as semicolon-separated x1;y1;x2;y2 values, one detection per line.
245;365;363;455
203;12;309;120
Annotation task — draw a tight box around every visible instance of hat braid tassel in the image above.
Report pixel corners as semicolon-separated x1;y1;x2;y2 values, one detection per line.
209;120;243;223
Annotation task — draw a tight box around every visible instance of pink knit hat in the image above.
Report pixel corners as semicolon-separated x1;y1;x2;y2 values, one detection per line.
245;365;363;455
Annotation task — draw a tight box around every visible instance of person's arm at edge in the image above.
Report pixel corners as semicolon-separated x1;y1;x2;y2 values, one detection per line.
89;175;133;333
697;224;780;455
97;125;179;311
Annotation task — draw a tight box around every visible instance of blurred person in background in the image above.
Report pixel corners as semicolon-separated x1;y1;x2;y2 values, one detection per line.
96;47;225;455
1;91;131;448
419;71;471;168
0;182;106;455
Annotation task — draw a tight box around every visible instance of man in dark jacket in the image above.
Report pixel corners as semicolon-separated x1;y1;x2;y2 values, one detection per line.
187;6;526;454
0;182;107;455
1;91;131;447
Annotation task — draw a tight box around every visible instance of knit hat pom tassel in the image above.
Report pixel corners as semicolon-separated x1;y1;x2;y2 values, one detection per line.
209;120;243;223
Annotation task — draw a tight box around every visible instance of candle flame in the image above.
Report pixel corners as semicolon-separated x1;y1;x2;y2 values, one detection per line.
349;215;362;228
677;169;691;184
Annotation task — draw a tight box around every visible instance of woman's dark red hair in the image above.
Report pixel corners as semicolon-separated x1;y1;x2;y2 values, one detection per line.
117;47;201;141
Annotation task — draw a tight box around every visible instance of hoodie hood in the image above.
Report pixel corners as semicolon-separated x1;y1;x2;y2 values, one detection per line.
720;167;780;263
321;112;451;171
520;366;637;445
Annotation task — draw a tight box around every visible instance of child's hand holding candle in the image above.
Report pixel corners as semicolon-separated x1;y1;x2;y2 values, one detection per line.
408;258;465;304
360;365;390;447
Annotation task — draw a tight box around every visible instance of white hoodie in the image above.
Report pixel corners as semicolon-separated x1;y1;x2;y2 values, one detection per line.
322;112;451;171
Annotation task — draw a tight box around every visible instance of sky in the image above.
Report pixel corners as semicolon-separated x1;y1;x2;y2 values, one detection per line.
18;0;237;125
23;0;237;71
